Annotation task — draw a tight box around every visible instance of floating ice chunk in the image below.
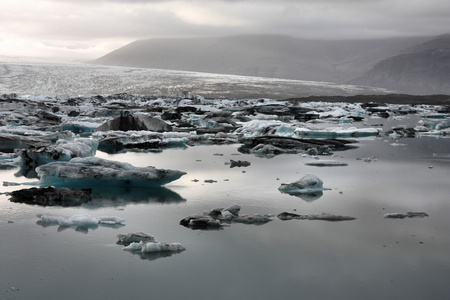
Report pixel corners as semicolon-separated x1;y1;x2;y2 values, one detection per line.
141;241;186;253
117;232;156;245
36;156;186;188
232;214;274;224
123;242;143;251
235;120;284;137
384;212;429;219
19;138;98;166
278;174;325;194
36;213;125;231
304;160;348;167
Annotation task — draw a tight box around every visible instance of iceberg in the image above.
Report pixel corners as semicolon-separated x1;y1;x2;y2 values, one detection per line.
36;156;186;188
92;130;189;153
19;138;98;166
94;114;172;132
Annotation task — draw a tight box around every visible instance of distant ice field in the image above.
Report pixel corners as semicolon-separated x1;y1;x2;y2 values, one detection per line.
0;61;390;99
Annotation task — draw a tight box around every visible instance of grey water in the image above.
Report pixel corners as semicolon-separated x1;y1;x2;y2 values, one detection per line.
1;121;450;299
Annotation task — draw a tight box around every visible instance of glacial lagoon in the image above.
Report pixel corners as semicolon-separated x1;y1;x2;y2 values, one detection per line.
1;115;450;299
1;60;450;298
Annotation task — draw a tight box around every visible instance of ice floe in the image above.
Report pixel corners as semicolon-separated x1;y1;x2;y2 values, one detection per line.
35;156;186;188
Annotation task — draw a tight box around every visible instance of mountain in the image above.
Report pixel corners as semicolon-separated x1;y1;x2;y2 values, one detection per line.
93;34;427;84
351;34;450;94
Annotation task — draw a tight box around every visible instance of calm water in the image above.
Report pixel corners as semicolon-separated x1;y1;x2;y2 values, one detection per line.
1;122;450;299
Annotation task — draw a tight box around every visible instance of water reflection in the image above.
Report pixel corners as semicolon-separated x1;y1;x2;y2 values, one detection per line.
85;186;186;208
36;219;125;234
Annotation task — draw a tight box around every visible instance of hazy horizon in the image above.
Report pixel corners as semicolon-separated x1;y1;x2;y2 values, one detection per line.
1;0;449;60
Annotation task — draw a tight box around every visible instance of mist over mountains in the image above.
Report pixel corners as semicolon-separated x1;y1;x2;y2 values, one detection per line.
94;34;450;95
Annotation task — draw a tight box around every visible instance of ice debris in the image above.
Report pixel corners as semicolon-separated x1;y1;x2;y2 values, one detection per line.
277;212;356;221
384;212;429;219
35;156;186;188
180;205;273;229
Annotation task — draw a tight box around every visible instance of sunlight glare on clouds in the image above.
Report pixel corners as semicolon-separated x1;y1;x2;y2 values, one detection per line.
159;1;248;27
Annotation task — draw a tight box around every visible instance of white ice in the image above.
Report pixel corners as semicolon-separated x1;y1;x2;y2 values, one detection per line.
37;213;125;227
278;174;326;194
123;241;185;253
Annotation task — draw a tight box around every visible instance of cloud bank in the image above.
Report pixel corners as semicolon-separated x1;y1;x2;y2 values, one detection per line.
1;0;449;59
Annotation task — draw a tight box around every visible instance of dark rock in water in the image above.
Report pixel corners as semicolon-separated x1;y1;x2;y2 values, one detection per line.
230;160;251;168
94;114;172;132
9;187;92;206
384;212;429;219
277;212;356;221
116;232;156;245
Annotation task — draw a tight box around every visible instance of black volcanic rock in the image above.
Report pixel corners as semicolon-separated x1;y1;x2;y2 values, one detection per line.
10;187;92;206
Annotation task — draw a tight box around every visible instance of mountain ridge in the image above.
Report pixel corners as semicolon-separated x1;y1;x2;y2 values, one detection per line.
93;34;448;94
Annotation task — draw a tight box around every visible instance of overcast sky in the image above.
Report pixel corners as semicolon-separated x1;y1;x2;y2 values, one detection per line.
1;0;449;60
